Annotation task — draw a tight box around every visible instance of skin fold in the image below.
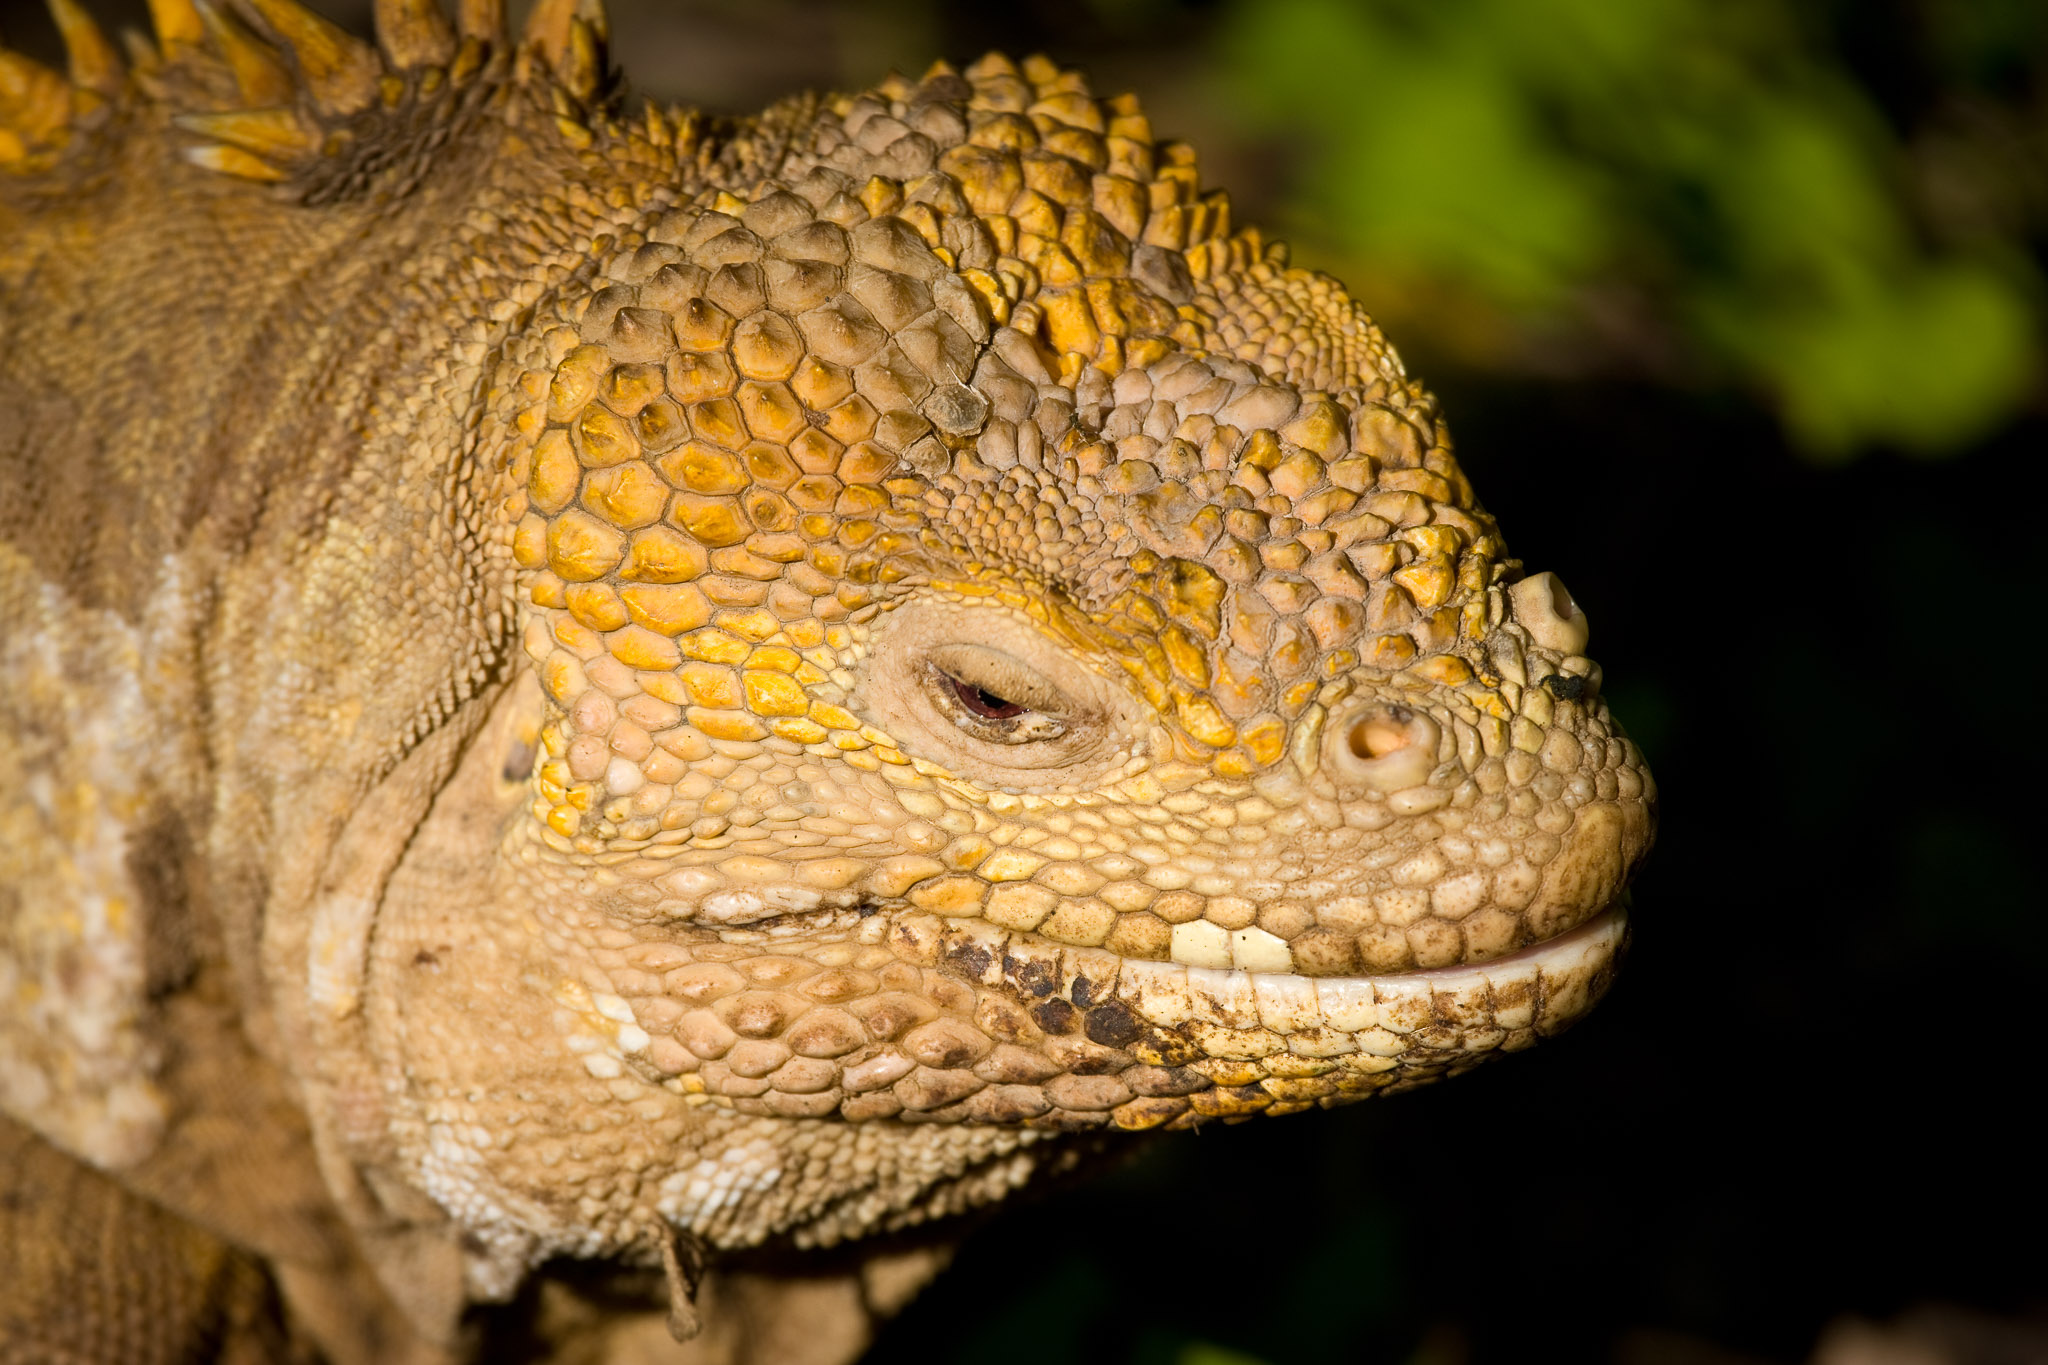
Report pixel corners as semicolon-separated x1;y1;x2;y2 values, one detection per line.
0;1;1656;1359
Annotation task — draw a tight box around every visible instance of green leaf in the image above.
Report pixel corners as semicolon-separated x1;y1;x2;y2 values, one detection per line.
1209;0;2043;458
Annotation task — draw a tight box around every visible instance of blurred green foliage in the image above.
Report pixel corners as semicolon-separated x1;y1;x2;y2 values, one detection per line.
1209;0;2044;457
1178;1344;1272;1365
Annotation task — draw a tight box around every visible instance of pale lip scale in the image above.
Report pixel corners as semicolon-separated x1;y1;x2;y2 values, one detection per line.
912;901;1629;1070
1121;904;1627;1036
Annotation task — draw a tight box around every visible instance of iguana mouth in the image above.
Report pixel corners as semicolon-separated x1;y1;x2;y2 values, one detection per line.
903;898;1630;1092
591;898;1627;1131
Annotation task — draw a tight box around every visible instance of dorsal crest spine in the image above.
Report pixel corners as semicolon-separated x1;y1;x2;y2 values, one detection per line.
1;0;628;189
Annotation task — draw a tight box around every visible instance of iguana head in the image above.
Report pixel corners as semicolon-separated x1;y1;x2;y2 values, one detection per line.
1;0;1659;1332
489;52;1656;1137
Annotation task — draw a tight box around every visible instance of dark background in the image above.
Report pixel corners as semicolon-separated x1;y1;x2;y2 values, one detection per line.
6;1;2043;1361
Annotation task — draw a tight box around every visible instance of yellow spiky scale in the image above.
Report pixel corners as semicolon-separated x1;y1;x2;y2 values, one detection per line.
373;0;454;69
115;27;158;74
456;0;503;43
521;0;605;76
180;141;288;180
242;0;380;114
0;47;71;155
519;0;575;64
174;108;317;159
197;2;294;106
562;15;601;100
145;0;204;50
47;0;121;95
0;46;54;105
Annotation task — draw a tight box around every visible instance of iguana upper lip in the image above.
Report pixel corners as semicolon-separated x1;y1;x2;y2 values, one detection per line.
1362;899;1627;983
1123;900;1626;990
1112;902;1629;1042
908;901;1629;1039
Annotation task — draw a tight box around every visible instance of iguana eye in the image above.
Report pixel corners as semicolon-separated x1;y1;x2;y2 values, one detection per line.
853;599;1144;785
923;644;1070;744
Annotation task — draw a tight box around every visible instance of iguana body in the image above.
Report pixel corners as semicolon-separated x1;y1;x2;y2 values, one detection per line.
0;1;1655;1359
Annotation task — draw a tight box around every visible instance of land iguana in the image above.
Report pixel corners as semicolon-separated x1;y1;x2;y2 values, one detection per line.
0;0;1656;1359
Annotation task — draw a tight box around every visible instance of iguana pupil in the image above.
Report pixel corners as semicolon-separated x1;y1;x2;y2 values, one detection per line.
946;673;1027;720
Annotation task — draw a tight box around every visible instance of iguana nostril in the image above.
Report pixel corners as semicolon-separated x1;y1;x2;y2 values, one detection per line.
1325;702;1441;791
1349;708;1415;761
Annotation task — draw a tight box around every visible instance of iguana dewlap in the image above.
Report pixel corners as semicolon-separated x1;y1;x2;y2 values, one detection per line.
0;1;1655;1359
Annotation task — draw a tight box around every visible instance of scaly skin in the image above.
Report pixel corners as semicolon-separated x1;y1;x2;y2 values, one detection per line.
0;1;1655;1359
